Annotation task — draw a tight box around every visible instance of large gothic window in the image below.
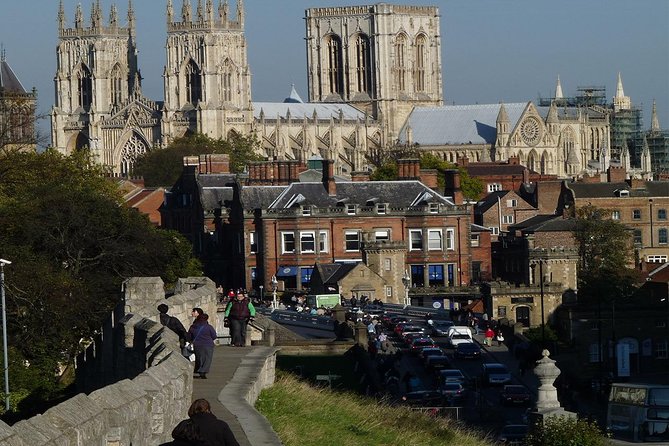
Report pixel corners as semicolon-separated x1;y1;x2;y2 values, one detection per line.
394;33;407;92
185;60;202;106
354;33;372;95
221;60;234;103
325;35;344;97
414;35;427;93
121;133;149;176
110;64;123;106
77;64;93;109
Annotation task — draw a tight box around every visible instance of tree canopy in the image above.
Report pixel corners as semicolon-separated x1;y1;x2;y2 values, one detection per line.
0;149;201;415
132;133;263;186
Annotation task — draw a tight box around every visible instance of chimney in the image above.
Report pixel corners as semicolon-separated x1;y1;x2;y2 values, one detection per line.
522;167;530;185
322;159;337;196
198;154;230;174
351;171;371;182
444;169;464;205
419;169;439;190
457;156;469;167
607;166;626;183
508;156;520;166
398;159;420;180
627;178;646;189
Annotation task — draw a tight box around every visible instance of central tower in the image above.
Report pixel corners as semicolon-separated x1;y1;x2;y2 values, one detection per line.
305;4;443;141
163;0;253;141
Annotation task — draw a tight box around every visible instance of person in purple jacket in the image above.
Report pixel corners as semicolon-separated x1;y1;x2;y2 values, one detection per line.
188;308;217;379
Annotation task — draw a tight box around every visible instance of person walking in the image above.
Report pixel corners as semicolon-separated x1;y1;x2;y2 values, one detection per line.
485;327;495;346
188;399;240;446
158;304;188;349
188;309;217;379
159;419;207;446
224;292;256;347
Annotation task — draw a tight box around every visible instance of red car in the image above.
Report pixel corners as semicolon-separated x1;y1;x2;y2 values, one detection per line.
410;337;437;353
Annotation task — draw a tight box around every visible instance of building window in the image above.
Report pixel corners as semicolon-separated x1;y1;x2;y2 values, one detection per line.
470;234;480;247
410;264;425;287
325;34;344;96
409;229;423;250
281;232;295;254
375;229;390;241
319;231;329;253
659;209;667;220
428;203;439;213
427;229;443;250
301;267;313;286
611;210;620;220
345;230;360;251
185;59;202;106
300;231;315;253
414;34;427;92
488;183;502;192
386;286;393;297
656;320;667;329
77;64;93;109
647;255;668;263
354;33;372;95
110;64;123;106
634;229;643;245
589;344;601;363
660;228;668;244
506;199;517;208
502;215;514;224
446;228;456;250
376;203;387;214
346;204;356;215
633;209;641;220
656;340;668;359
384;258;392;271
394;33;407;92
490;227;500;235
249;231;257;253
498;306;507;317
428;264;444;286
302;206;312;216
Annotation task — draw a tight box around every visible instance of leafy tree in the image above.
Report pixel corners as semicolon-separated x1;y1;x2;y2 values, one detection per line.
133;133;262;186
525;415;610;446
0;149;201;415
573;205;642;302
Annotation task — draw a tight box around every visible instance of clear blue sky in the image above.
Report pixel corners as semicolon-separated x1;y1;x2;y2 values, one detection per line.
2;0;667;143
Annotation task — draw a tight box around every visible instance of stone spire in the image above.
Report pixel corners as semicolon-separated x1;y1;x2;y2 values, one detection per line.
641;135;652;173
495;103;510;151
651;99;661;132
615;72;625;98
206;0;214;22
109;3;118;28
613;72;631;112
91;0;103;29
236;0;244;26
196;0;204;22
127;0;135;33
621;139;631;172
167;0;174;23
219;0;228;22
58;0;66;31
75;3;84;29
554;75;563;100
547;100;559;124
182;0;192;22
600;140;609;172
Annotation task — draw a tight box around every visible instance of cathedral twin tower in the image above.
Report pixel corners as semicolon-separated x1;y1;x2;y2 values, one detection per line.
51;1;443;176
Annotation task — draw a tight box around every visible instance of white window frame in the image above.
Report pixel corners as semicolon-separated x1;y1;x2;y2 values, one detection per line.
428;203;439;214
375;229;390;241
428;229;443;251
384;258;392;271
502;215;514;224
300;231;316;253
656;340;668;359
319;231;329;253
490;227;500;235
346;204;357;215
487;183;502;192
345;230;361;252
301;206;312;216
470;234;480;247
409;229;423;251
446;228;456;250
376;203;387;214
506;199;517;208
646;255;668;263
611;210;620;220
385;286;393;297
281;232;295;254
249;231;257;253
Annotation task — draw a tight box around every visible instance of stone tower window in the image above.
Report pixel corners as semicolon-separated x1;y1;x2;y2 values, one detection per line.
394;33;407;92
110;64;123;106
414;35;427;93
221;59;234;103
325;35;344;97
120;133;149;176
77;64;93;109
185;60;202;106
354;33;372;95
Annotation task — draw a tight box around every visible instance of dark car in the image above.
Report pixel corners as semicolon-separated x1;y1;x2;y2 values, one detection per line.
500;385;531;406
410;337;437;353
419;347;443;363
439;382;466;403
497;424;529;444
425;355;452;372
388;316;409;330
454;342;482;359
430;320;455;336
401;390;445;407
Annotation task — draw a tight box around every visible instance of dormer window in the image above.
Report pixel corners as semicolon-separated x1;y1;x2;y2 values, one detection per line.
302;206;312;216
428;203;439;213
615;189;630;197
346;204;356;215
376;203;387;214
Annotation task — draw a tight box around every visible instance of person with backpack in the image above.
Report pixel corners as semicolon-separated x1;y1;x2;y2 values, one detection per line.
188;308;217;379
224;292;256;347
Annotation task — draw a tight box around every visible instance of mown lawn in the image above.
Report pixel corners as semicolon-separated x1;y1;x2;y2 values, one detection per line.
256;372;493;446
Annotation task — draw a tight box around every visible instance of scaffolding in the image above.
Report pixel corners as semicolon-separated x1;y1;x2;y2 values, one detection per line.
538;85;608;108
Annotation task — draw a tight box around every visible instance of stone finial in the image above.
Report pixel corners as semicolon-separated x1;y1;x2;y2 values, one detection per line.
534;349;561;410
167;0;174;23
58;0;66;30
75;3;84;28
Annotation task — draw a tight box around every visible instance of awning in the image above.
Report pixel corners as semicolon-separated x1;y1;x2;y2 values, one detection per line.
276;266;298;277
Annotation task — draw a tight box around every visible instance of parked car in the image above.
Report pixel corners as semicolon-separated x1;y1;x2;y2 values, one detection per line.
400;390;445;407
430;320;455;336
410;337;437;353
425;355;452;372
437;369;466;385
482;363;512;386
439;382;466;403
497;424;529;444
500;385;531;406
454;342;482;359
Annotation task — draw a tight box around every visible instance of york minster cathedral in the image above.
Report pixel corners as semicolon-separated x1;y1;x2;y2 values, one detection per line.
50;1;626;179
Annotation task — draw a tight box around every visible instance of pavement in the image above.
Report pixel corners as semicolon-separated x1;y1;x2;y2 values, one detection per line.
190;345;282;446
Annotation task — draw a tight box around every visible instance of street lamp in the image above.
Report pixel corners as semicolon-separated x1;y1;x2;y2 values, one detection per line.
0;259;11;412
402;269;411;308
271;275;278;310
259;285;264;304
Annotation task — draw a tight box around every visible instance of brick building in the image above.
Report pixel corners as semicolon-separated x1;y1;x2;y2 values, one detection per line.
474;190;537;240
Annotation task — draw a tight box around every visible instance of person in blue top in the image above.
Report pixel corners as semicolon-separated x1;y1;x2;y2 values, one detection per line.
188;308;217;379
224;292;256;347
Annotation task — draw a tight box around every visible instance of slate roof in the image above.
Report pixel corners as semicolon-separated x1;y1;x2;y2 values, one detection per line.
269;180;455;209
0;58;27;93
465;162;535;177
253;102;366;120
198;174;237;209
240;186;287;211
475;191;509;214
569;181;669;198
508;215;576;233
471;224;491;233
316;263;357;284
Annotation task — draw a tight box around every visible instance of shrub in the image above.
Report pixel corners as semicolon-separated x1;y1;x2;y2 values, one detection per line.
525;415;609;446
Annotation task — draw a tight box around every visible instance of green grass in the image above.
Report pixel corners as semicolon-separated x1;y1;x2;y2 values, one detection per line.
276;355;361;391
256;372;493;446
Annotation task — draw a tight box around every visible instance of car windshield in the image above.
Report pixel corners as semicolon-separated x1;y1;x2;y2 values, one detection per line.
443;383;461;390
442;370;463;377
452;334;470;339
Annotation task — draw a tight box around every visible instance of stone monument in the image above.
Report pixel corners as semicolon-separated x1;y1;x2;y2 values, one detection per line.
530;349;576;424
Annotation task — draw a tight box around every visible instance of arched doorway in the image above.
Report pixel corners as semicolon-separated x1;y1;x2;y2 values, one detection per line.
516;306;530;327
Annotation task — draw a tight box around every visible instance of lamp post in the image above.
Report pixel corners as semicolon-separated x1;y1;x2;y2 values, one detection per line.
539;259;546;346
0;259;11;412
402;270;411;308
271;275;278;310
259;285;264;304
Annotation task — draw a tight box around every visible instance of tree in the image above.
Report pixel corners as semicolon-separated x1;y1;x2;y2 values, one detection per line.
132;133;263;186
0;149;202;415
573;204;642;302
525;415;610;446
418;153;484;200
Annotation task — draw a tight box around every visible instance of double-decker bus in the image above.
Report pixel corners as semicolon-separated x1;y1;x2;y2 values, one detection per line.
607;383;669;442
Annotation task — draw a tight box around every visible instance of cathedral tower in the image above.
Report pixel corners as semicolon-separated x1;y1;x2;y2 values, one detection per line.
163;0;253;141
305;4;443;142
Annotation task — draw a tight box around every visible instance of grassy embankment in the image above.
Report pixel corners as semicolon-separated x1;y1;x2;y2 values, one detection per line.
256;372;493;446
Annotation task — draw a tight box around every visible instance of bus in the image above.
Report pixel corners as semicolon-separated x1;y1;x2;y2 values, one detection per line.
306;294;340;309
607;383;669;442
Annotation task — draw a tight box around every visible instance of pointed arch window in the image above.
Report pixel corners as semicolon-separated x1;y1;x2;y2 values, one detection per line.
354;33;372;95
77;64;93;109
414;35;427;93
121;133;149;176
221;60;234;103
185;60;202;106
394;33;407;92
110;64;124;106
325;35;344;97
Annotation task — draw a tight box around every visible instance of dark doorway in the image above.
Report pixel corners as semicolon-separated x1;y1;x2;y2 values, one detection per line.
516;306;530;327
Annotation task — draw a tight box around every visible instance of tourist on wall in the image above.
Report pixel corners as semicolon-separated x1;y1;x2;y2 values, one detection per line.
188;309;217;379
188;398;240;446
158;304;188;349
224;292;256;347
159;418;207;446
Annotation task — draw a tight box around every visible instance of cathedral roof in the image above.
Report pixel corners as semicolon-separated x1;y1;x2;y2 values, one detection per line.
0;57;28;93
253;102;366;121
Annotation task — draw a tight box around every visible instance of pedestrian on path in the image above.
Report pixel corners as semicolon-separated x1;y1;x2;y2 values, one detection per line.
224;292;256;347
485;327;495;346
158;304;188;349
159;418;207;446
188;310;217;379
188;399;240;446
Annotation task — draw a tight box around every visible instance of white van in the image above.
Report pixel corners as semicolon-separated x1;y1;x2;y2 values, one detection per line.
447;326;473;347
446;326;473;338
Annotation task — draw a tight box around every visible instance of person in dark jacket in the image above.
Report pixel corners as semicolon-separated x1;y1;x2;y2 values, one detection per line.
159;418;207;446
188;399;239;446
224;293;256;347
158;304;188;348
188;310;217;379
